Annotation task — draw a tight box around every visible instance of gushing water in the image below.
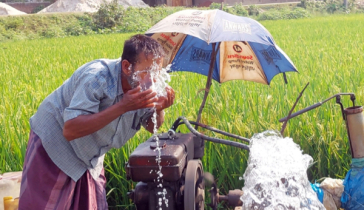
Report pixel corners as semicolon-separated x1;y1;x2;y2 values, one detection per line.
241;130;325;210
133;61;172;209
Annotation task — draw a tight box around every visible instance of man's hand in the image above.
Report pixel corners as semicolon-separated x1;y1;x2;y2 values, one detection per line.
142;86;174;133
117;86;158;112
153;86;175;111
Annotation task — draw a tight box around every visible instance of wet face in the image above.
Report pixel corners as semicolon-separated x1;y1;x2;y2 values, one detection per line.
122;53;163;90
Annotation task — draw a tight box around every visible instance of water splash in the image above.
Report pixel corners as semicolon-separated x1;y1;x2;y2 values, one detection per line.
132;62;171;97
241;130;325;210
134;61;172;208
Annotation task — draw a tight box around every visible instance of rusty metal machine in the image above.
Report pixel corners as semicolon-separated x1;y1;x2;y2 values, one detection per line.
125;92;364;209
125;117;250;210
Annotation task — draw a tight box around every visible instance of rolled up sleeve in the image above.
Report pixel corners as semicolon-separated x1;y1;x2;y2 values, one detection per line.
133;108;155;130
63;72;106;122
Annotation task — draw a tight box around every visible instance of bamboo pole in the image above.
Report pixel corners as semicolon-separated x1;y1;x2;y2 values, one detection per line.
280;82;309;136
195;42;220;128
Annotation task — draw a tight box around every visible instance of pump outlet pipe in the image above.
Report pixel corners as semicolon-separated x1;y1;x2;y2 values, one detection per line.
344;106;364;158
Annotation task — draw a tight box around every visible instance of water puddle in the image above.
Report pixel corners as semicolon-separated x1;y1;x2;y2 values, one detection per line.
241;130;325;210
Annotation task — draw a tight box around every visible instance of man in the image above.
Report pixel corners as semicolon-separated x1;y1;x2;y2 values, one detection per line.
18;34;175;209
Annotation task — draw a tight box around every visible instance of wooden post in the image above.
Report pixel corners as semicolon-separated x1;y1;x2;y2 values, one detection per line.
280;82;309;136
195;43;220;128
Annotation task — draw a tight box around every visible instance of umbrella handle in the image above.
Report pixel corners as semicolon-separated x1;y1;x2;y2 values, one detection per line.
195;42;221;128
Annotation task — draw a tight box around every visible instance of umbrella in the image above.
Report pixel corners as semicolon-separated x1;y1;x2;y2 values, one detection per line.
145;9;298;124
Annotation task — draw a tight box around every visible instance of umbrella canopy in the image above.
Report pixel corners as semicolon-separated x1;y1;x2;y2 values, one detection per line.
145;9;298;123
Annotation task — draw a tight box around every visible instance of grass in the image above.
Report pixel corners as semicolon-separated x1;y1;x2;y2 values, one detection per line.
1;14;364;208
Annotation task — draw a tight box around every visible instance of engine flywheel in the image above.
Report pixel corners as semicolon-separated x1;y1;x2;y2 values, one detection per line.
184;160;205;210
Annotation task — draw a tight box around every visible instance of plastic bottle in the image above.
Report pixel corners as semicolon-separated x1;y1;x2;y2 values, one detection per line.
3;196;19;210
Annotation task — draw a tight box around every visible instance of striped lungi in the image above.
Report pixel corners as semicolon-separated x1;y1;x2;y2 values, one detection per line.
18;130;108;210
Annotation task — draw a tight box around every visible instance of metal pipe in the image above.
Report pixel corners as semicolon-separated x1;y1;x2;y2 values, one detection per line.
175;121;250;143
177;117;250;151
279;93;355;122
279;102;322;122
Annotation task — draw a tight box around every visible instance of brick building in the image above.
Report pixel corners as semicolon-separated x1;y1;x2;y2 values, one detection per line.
1;0;53;13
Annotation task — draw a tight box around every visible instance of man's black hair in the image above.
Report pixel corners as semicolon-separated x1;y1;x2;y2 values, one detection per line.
121;34;165;65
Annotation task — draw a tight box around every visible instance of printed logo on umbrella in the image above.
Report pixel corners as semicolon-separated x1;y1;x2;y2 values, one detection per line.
223;19;251;34
171;32;179;37
190;47;212;64
233;44;243;53
260;46;282;64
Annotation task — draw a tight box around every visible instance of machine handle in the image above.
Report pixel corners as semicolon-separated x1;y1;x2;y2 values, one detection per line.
175;117;250;151
279;93;356;123
279;102;322;122
174;121;250;143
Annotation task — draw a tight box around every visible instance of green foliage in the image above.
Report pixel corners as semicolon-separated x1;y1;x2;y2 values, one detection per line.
92;0;124;29
233;3;249;16
298;0;308;9
258;7;310;20
209;2;222;9
286;7;311;18
298;0;362;14
0;13;96;41
41;25;66;38
211;3;249;16
118;7;151;32
4;17;24;30
248;4;260;16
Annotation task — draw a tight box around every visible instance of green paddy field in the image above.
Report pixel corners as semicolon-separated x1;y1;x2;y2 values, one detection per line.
1;14;363;208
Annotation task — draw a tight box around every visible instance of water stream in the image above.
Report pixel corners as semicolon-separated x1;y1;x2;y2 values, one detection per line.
133;61;171;209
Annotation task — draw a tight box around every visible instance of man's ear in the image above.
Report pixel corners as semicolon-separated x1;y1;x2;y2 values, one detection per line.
121;60;133;76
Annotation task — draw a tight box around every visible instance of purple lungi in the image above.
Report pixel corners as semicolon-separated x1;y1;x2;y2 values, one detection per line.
18;130;108;210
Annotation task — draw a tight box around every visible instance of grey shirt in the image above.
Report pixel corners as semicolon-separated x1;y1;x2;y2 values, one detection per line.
30;58;152;181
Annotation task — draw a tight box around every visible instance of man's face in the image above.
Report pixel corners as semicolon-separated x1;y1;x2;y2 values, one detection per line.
127;54;164;90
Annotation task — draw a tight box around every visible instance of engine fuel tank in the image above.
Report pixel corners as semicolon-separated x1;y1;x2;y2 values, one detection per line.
126;133;199;182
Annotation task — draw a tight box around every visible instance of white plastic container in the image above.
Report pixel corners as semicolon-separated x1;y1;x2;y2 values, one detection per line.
0;172;22;210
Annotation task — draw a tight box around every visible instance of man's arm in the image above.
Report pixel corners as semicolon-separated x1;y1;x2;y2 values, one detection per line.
63;87;157;141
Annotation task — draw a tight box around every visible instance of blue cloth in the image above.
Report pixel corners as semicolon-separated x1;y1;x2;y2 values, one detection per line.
341;158;364;209
310;183;324;203
30;59;152;181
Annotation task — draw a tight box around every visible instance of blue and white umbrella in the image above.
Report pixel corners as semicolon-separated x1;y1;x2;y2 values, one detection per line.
146;9;298;122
